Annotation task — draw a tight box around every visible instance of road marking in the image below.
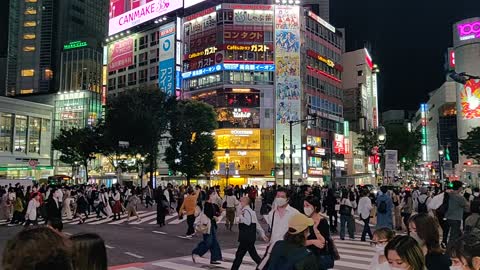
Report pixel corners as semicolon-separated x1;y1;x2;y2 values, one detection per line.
152;261;205;270
124;252;144;259
105;245;115;249
177;235;192;240
133;227;143;230
109;212;155;225
152;231;167;234
63;232;72;236
168;215;187;225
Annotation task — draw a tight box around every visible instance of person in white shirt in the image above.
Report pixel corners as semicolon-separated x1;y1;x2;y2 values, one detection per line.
25;192;41;226
339;190;357;240
358;189;374;241
258;188;299;270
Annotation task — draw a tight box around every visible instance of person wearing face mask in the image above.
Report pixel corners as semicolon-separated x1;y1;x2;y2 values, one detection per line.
408;213;451;270
385;235;426;270
447;229;480;270
257;188;299;270
231;197;268;270
369;228;396;270
266;213;319;270
304;196;336;269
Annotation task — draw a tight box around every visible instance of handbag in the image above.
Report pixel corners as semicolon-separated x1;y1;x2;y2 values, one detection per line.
329;238;340;260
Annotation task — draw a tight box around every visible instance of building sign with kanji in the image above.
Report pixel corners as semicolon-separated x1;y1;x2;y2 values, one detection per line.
224;30;264;42
333;134;345;154
233;9;273;25
226;44;269;52
158;23;176;96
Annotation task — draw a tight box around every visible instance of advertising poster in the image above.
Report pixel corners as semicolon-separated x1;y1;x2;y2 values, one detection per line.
460;79;480;119
158;23;176;96
274;5;301;169
107;37;134;72
384;150;398;172
108;0;183;36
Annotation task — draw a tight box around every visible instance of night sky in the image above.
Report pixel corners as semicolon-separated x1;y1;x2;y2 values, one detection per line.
1;0;480;112
330;0;480;111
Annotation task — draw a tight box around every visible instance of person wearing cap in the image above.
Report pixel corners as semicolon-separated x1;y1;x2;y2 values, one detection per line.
413;186;431;214
266;213;319;270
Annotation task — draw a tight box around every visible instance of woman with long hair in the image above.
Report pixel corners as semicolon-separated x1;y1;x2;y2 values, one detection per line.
70;233;107;270
400;190;413;233
385;235;426;270
111;188;122;221
408;213;451;270
447;229;480;270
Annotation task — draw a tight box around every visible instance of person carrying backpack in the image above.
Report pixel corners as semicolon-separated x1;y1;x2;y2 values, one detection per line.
414;187;431;214
376;186;393;229
267;213;319;270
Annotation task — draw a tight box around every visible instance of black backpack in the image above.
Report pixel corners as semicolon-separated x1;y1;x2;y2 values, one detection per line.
417;198;428;213
378;200;387;214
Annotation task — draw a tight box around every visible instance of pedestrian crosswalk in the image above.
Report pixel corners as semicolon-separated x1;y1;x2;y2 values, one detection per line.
111;234;376;270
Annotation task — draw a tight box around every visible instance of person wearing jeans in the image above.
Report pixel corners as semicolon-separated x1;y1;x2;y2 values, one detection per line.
357;189;373;241
445;181;468;246
339;191;356;240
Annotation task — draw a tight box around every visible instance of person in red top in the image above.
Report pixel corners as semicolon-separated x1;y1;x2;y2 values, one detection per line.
248;186;258;210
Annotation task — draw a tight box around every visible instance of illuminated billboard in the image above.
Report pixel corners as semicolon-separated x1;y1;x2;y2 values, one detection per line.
108;0;182;36
158;22;176;96
274;5;301;171
457;20;480;41
460;79;480;119
182;64;275;79
107;37;134;72
184;0;205;8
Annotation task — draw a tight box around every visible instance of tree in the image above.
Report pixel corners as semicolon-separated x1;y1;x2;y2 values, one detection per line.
357;130;378;156
52;126;100;182
384;124;422;171
459;127;480;163
164;100;217;185
103;86;174;183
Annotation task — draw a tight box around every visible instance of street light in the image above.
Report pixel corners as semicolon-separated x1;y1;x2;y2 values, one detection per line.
438;145;445;187
376;126;387;184
136;153;146;188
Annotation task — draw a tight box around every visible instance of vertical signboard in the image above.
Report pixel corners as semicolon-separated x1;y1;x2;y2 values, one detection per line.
460;79;480;119
274;6;301;169
159;22;176;96
384;149;398;175
372;72;379;128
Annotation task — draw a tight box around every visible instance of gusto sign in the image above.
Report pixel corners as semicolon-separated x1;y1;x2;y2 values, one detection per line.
458;21;480;41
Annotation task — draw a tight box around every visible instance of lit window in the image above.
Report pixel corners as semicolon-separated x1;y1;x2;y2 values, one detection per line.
24;8;37;15
20;89;34;94
25;0;38;2
21;69;35;77
23;34;36;40
23;46;36;52
24;21;37;27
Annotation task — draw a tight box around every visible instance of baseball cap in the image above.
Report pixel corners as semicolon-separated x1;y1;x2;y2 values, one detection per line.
288;213;314;234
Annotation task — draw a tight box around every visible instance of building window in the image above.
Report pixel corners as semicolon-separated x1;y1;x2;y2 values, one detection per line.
28;117;41;154
24;21;37;27
40;119;50;155
21;69;35;77
23;34;36;40
14;115;28;153
139;69;147;83
0;113;13;152
128;72;137;86
20;89;34;94
357;70;363;76
25;0;38;2
23;46;36;52
118;75;126;88
24;8;37;15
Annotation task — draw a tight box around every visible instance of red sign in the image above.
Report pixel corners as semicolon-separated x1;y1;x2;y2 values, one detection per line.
333;134;345;154
369;155;380;164
101;86;107;106
344;138;350;155
108;38;133;72
449;50;455;68
221;4;273;10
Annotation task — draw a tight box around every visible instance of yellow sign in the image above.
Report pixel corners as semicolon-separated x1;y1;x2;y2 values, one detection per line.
317;55;335;68
226;44;269;52
188;46;217;59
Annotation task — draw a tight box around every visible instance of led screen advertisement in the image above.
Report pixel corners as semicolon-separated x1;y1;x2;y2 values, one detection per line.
158;22;176;96
107;37;134;72
274;5;301;169
460;79;480;119
108;0;182;36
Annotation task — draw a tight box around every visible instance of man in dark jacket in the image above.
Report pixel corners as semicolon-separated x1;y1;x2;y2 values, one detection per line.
46;189;63;231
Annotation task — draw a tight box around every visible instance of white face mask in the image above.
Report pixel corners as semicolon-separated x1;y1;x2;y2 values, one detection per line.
449;266;463;270
275;197;288;207
304;207;314;217
389;267;404;270
375;244;385;254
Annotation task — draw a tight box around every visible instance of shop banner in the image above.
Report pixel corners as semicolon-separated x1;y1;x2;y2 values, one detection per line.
158;23;176;96
107;38;134;72
274;5;301;169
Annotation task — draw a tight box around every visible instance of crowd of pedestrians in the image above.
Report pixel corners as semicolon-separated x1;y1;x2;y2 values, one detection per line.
1;180;480;270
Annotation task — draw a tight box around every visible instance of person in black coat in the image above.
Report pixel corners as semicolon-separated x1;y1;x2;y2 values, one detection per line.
46;189;63;231
154;187;169;227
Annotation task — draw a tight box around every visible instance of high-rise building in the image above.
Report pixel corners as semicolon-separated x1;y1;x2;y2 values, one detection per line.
180;3;344;186
6;0;108;96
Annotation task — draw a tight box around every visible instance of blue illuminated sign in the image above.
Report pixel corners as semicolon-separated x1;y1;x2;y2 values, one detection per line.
182;64;275;79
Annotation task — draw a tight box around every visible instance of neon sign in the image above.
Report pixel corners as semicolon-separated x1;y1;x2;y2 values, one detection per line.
188;46;217;59
63;41;88;50
233;108;252;118
306;50;336;68
182;64;275;79
458;21;480;41
226;44;269;52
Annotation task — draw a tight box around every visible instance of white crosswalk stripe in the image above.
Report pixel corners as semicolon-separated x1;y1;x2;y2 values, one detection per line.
115;237;377;270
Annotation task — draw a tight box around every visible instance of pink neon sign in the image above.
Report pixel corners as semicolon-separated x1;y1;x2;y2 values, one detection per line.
458;21;480;41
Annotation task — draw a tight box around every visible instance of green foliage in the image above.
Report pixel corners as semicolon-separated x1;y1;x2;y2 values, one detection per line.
164;100;218;185
384;124;422;171
459;127;480;163
357;130;377;156
52;126;101;180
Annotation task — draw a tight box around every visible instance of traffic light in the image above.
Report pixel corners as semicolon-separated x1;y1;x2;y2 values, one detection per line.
168;170;173;176
270;168;275;176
